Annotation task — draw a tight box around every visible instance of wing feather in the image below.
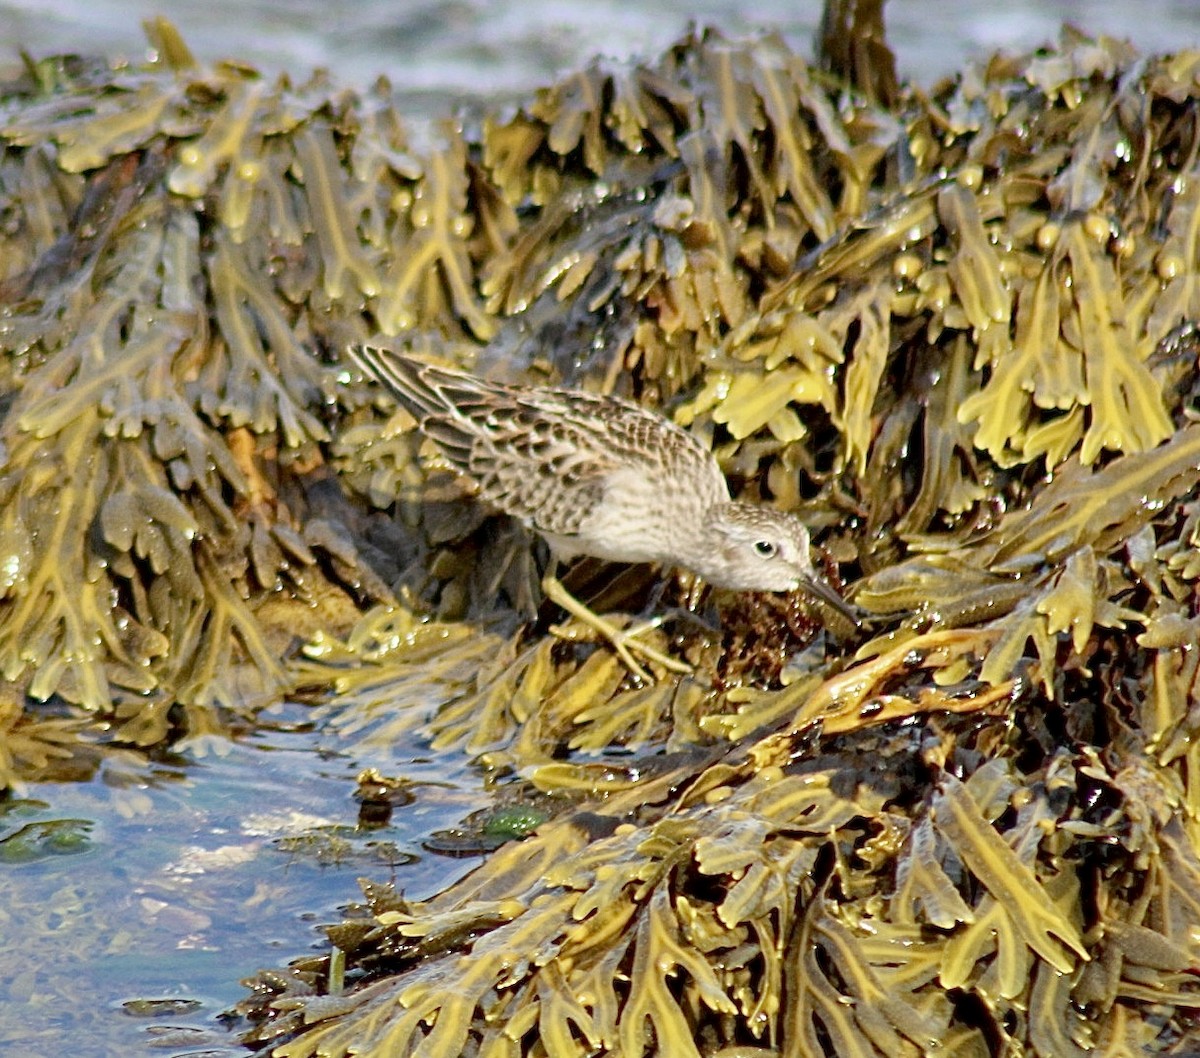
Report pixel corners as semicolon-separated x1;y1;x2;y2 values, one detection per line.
348;344;726;539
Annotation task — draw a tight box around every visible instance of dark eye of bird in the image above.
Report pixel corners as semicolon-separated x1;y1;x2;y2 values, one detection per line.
753;540;777;558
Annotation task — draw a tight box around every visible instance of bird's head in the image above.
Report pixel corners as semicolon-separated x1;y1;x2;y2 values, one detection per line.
696;503;858;629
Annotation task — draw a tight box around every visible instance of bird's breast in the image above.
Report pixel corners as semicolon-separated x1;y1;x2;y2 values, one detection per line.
559;465;713;567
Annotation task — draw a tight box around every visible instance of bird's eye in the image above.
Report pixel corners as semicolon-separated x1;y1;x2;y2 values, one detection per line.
753;540;777;558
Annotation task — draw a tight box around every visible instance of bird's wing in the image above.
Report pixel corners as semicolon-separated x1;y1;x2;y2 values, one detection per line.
349;343;725;539
448;391;626;537
351;344;623;535
349;344;450;420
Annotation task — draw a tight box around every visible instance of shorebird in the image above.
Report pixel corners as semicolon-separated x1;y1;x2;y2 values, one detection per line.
348;344;856;679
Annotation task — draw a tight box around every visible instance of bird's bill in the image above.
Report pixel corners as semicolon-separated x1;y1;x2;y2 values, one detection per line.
798;573;860;637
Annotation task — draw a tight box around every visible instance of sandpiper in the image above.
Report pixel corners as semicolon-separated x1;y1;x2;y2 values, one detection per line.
348;344;856;678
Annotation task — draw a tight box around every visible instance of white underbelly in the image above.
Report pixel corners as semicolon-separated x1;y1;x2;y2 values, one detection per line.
546;467;710;567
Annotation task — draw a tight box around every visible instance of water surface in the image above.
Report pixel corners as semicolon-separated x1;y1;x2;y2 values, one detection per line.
2;704;488;1058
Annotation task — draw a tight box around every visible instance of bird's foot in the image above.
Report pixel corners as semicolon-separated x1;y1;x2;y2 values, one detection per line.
542;576;691;681
548;616;692;681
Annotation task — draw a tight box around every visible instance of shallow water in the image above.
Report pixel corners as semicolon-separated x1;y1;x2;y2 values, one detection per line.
1;703;489;1058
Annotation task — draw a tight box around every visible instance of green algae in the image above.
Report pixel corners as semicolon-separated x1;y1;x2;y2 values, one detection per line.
0;816;93;862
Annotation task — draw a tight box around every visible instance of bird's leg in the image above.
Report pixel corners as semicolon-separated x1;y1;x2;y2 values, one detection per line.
541;571;691;679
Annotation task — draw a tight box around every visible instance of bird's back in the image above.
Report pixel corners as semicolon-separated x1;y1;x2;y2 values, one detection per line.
349;345;728;556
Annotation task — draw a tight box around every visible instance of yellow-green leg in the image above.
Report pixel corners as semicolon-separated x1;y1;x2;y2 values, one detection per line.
541;572;691;680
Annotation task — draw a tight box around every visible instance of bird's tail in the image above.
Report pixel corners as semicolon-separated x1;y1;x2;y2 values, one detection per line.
346;344;456;420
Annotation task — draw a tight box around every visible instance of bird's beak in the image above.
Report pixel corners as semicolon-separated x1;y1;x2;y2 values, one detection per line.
798;572;860;638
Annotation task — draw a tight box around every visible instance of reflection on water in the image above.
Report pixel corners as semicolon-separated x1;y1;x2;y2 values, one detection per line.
0;704;488;1058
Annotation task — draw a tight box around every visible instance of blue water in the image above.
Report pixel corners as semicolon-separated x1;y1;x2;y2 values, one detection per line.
0;704;487;1058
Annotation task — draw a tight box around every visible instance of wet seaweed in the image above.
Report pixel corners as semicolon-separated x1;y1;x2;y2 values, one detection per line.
244;19;1200;1056
1;9;1200;1056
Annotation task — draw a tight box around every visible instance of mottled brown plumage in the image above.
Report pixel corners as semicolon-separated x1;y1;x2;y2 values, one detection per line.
349;344;856;677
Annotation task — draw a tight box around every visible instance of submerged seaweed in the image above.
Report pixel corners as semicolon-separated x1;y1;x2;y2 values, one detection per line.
1;5;1200;1055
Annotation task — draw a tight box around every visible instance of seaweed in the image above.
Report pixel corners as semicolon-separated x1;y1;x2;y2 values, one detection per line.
1;8;1200;1055
240;18;1200;1057
0;42;400;745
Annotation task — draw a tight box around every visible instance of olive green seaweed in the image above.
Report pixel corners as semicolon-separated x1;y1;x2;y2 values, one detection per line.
1;3;1200;1054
